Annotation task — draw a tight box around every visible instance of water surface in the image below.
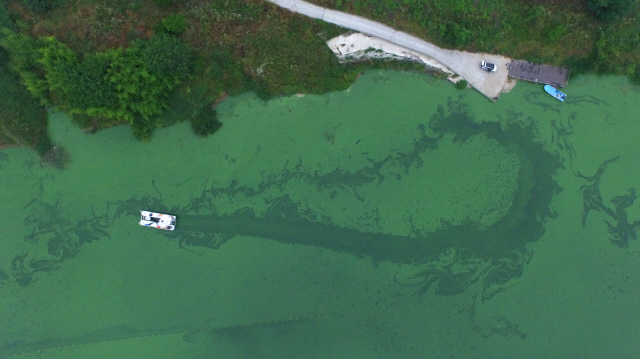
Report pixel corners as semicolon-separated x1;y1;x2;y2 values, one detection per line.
1;71;639;358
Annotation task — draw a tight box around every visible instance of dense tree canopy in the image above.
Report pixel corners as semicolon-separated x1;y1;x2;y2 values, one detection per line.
141;34;192;79
0;28;199;143
587;0;638;22
162;14;187;35
0;48;50;152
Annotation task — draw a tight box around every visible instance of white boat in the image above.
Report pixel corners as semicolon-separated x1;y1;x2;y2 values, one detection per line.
139;211;176;231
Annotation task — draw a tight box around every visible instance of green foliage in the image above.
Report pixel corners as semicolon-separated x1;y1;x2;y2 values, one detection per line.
444;22;473;48
587;0;637;22
243;19;356;98
38;36;79;94
565;55;596;78
525;5;546;24
35;36;180;125
141;34;192;79
107;46;169;122
209;48;251;96
0;29;48;100
210;0;262;21
20;0;62;13
38;38;120;117
69;113;93;129
547;25;567;42
592;19;640;73
630;65;640;85
455;79;468;90
152;0;173;6
0;2;15;32
310;0;640;82
0;47;50;152
190;106;222;137
2;29;197;142
162;14;187;34
65;53;120;113
0;29;43;72
130;115;154;142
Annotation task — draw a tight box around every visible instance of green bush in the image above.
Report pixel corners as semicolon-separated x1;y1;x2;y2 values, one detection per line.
587;0;636;22
455;79;468;90
130;115;154;142
38;38;120;116
162;14;187;34
20;0;61;13
152;0;173;6
107;46;170;122
0;2;15;32
630;65;640;85
141;34;192;78
0;48;50;152
64;53;119;113
190;106;222;137
547;25;567;42
444;22;472;48
0;28;46;76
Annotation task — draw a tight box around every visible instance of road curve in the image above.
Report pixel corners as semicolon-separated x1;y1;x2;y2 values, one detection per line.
267;0;513;100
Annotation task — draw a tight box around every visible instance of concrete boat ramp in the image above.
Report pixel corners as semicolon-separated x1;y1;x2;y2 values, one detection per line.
267;0;568;101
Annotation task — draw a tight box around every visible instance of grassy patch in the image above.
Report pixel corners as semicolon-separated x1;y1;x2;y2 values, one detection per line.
308;0;639;77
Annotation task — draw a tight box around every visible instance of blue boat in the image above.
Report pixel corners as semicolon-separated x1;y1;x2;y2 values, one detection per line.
544;85;566;102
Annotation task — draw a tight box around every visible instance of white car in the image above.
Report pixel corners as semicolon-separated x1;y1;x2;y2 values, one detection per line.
480;61;497;72
139;211;176;230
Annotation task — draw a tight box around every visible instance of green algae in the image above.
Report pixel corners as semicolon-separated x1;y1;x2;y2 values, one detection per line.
1;72;640;358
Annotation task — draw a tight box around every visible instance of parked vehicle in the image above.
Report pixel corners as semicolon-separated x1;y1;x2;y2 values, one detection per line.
480;61;497;72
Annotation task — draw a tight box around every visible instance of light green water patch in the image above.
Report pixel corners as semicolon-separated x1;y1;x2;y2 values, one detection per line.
1;71;639;358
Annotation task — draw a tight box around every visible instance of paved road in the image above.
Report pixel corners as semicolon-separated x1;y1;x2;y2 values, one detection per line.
267;0;513;100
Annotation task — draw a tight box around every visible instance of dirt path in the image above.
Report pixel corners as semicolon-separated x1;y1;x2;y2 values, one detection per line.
267;0;515;100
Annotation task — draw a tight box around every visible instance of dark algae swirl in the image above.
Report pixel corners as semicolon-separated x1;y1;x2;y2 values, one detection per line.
4;96;564;305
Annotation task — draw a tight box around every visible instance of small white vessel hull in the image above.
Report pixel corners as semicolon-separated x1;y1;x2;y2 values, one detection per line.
139;210;176;231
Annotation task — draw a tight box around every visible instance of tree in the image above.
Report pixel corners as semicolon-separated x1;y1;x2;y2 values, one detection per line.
106;46;169;122
0;48;50;152
38;36;78;95
20;0;61;13
68;53;119;113
152;0;173;6
587;0;637;22
141;34;192;79
162;14;187;34
190;106;222;137
0;29;49;100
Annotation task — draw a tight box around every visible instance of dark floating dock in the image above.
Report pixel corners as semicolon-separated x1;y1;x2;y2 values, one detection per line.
508;60;570;88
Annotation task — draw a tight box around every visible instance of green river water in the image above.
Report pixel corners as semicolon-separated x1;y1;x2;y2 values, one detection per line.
1;71;639;358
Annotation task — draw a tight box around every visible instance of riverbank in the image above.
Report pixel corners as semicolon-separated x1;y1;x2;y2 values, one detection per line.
268;0;515;100
326;31;518;96
2;0;637;151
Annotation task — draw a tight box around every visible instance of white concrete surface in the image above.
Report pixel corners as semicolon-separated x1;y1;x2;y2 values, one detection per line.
267;0;515;100
326;33;456;80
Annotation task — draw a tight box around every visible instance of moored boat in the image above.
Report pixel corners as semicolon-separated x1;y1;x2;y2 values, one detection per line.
139;211;176;230
544;85;566;102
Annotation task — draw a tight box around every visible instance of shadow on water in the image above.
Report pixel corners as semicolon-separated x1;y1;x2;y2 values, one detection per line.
0;315;326;358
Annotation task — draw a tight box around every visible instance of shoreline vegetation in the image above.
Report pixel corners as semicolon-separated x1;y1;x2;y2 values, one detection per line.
1;0;639;163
